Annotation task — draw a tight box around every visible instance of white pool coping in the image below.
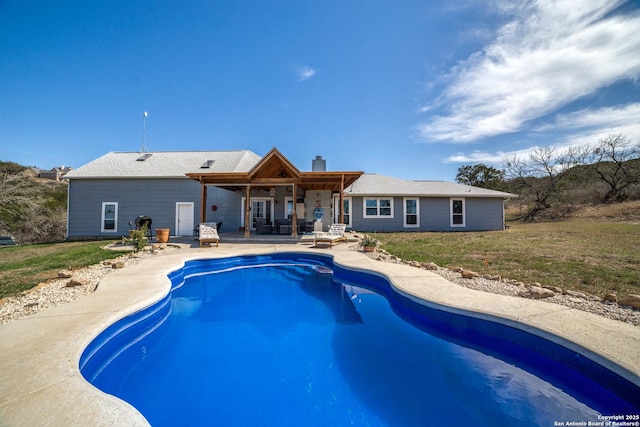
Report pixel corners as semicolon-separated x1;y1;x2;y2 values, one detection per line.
1;243;639;426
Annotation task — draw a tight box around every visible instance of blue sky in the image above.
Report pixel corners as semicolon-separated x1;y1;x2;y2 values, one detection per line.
1;0;639;181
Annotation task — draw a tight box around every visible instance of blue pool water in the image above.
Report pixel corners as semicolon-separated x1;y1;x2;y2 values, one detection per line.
80;253;639;426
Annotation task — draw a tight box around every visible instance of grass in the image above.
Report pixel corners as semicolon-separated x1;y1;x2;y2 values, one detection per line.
1;214;639;302
0;241;130;299
375;219;640;299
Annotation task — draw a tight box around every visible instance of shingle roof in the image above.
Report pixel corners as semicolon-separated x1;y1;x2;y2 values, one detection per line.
345;174;517;198
64;150;261;179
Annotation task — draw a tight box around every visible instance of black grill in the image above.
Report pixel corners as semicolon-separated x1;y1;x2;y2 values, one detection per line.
134;215;152;238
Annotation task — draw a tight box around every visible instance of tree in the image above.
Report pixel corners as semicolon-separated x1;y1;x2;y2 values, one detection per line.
455;164;505;189
503;147;574;221
0;160;26;175
584;135;640;203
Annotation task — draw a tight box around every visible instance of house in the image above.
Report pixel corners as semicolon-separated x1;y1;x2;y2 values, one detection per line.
20;167;40;178
39;165;73;181
63;148;515;240
342;174;515;232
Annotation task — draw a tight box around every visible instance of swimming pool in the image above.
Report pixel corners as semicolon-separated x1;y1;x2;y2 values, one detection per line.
80;253;639;426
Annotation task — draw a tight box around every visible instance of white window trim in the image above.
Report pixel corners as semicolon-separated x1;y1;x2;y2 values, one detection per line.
333;196;352;228
363;198;394;218
403;197;420;228
101;202;118;233
450;198;466;228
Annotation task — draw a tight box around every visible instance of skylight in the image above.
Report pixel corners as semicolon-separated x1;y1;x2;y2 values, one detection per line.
200;160;215;168
136;153;153;161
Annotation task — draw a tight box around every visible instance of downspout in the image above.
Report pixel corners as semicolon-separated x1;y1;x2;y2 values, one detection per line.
65;179;71;240
502;198;507;230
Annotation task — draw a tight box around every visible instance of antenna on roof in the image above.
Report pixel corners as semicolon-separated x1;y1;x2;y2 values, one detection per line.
139;111;148;153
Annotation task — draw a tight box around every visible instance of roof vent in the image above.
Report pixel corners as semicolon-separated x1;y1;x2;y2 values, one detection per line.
200;160;215;168
136;153;153;161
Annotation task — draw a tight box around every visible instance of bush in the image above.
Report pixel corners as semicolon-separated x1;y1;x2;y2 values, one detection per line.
127;224;148;252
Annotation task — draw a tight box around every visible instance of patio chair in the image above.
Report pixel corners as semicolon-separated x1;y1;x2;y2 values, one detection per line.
255;218;273;234
199;222;220;247
313;223;347;248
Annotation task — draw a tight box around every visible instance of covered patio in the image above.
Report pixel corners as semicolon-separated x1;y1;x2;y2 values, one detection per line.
186;148;363;239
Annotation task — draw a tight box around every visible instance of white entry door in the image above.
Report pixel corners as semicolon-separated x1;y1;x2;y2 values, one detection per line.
176;202;194;236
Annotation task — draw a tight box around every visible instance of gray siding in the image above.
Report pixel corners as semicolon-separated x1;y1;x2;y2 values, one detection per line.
464;197;505;230
350;196;505;232
421;198;450;231
67;179;241;238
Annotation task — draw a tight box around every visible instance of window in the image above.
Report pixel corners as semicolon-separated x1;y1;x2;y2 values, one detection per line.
363;198;394;218
450;198;465;227
404;198;419;228
101;202;118;232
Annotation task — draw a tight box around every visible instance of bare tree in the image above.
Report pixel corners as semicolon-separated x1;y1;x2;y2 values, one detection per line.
503;147;574;221
584;135;640;203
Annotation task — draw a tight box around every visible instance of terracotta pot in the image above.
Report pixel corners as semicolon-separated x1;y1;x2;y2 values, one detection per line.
155;228;170;243
363;246;376;252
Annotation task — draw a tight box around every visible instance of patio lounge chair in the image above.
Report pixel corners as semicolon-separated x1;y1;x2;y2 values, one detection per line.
199;222;220;247
314;223;347;248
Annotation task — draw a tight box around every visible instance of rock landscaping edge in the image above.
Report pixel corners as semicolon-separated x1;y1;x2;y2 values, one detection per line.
363;247;640;326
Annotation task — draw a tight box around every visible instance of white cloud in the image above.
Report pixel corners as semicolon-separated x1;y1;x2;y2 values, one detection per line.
418;0;640;143
539;102;640;150
446;151;508;163
446;145;538;164
446;103;640;166
297;65;317;82
545;103;640;131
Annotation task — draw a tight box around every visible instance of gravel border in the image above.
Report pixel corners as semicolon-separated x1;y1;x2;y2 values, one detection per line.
364;248;640;327
0;244;176;325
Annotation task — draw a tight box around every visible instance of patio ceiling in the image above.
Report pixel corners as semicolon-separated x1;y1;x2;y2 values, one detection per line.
186;148;363;192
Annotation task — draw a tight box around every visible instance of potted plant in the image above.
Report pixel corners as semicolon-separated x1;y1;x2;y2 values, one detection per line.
361;234;378;252
156;228;170;243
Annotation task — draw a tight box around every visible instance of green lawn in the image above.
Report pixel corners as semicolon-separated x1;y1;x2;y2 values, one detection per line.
0;241;129;299
374;219;640;298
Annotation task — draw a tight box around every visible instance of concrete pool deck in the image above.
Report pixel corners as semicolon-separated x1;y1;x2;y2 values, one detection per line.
1;242;639;426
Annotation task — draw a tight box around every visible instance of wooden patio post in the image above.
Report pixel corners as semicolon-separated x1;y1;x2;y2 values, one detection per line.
291;183;297;237
200;182;208;223
244;185;251;238
339;174;345;224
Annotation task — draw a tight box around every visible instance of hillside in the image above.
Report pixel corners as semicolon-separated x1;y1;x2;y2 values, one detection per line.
505;199;640;223
0;161;68;244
